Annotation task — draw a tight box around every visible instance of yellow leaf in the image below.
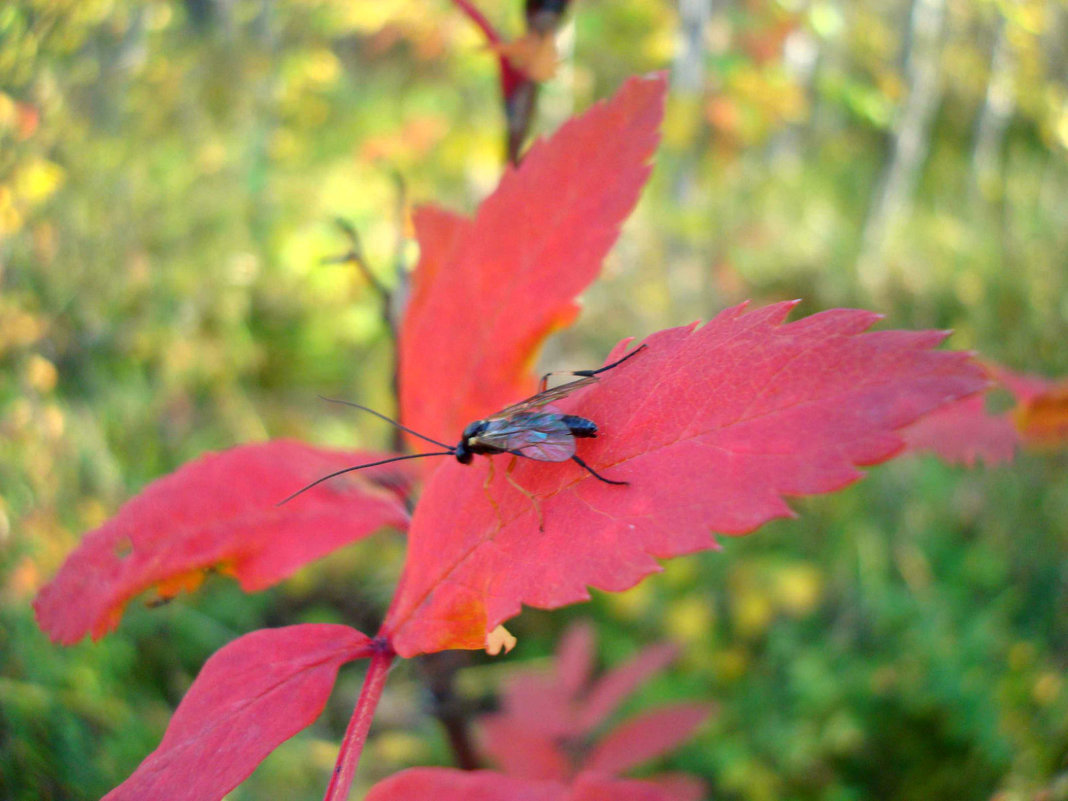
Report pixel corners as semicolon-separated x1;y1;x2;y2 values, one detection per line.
772;563;823;616
25;354;58;393
15;159;65;206
666;595;716;645
0;185;23;236
1014;381;1068;446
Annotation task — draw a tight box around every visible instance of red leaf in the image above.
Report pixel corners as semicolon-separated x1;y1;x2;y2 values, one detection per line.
641;774;707;801
494;672;575;739
35;441;411;644
480;717;572;780
383;302;987;655
996;366;1068;446
993;364;1054;404
365;768;679;801
567;772;691;801
902;394;1018;466
492;631;676;740
555;620;596;697
399;74;667;447
481;628;700;784
584;703;712;776
904;363;1068;463
102;624;371;801
576;643;678;734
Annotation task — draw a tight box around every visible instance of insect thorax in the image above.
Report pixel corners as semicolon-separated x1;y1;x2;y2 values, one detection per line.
455;419;492;462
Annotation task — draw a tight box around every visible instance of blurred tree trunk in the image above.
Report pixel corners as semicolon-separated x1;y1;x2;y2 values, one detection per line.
667;0;719;318
970;15;1015;200
669;0;714;203
673;0;713;94
857;0;946;296
770;3;819;165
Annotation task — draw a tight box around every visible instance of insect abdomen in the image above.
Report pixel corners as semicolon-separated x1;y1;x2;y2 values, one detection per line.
561;415;598;438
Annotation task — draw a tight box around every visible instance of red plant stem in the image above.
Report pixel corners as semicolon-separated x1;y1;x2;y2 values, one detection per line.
450;0;502;45
449;0;525;100
322;646;395;801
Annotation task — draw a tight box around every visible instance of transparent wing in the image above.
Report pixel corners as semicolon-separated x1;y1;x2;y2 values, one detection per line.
472;413;577;462
491;376;598;419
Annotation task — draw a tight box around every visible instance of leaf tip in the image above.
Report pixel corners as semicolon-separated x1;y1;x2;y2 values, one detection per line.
643;69;670;92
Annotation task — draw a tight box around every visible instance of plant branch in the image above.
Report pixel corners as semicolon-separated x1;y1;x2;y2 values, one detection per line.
450;0;526;110
327;218;392;322
450;0;503;45
326;216;406;451
450;0;573;164
389;171;409;429
323;644;395;801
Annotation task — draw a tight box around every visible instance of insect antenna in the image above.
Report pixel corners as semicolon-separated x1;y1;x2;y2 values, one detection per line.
571;343;648;378
277;450;455;506
317;395;453;450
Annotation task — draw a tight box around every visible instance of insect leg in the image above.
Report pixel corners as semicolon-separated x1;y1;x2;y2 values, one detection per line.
571;455;628;486
505;454;545;531
480;458;504;528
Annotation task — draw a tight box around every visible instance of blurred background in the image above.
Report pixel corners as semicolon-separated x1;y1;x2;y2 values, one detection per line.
2;1;1066;799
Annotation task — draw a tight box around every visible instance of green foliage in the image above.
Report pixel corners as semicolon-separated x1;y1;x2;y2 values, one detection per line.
2;1;1066;799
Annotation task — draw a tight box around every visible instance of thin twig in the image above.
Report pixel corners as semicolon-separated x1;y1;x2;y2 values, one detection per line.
328;218;390;300
325;217;406;449
389;172;410;432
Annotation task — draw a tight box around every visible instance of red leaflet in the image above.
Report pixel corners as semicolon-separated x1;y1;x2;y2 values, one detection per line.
485;637;678;748
576;642;679;733
903;394;1017;466
399;73;667;447
640;775;706;801
585;704;711;776
903;363;1068;465
365;768;680;801
383;302;987;655
34;441;411;644
103;625;372;801
994;364;1056;404
479;623;708;795
479;720;572;782
555;620;596;696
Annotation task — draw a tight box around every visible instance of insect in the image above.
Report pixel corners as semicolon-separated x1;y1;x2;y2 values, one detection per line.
278;344;646;506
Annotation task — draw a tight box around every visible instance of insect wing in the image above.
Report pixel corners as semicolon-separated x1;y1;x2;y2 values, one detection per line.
492;376;598;418
473;413;577;462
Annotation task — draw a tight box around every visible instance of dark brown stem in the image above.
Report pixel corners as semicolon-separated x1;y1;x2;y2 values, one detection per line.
417;651;486;770
506;80;539;165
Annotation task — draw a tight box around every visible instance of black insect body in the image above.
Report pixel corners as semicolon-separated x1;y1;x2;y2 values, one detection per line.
278;345;646;506
456;413;596;463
